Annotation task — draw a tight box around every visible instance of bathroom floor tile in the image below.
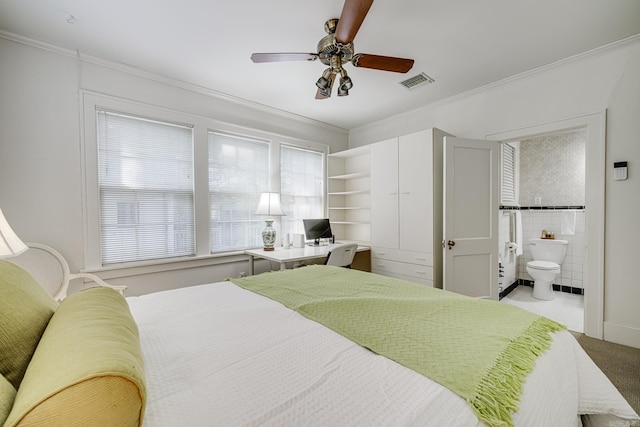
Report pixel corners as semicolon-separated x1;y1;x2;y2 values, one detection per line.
502;285;584;333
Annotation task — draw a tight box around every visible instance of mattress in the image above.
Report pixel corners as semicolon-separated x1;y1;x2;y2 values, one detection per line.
126;278;639;426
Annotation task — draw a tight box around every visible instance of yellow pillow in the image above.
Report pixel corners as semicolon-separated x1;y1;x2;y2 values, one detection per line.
4;287;146;427
0;260;58;388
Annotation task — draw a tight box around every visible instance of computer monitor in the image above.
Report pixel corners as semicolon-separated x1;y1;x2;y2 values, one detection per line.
303;218;333;246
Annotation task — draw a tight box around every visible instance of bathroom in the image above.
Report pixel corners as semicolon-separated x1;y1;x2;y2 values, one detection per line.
498;128;586;331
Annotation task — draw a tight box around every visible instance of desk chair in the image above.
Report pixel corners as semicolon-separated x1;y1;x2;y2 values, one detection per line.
7;243;126;302
324;243;358;268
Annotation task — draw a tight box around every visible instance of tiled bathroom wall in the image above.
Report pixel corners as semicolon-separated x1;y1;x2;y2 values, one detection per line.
500;128;586;293
518;209;586;291
519;129;586;206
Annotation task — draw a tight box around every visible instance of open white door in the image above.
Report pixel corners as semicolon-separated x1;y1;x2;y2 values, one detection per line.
443;137;500;299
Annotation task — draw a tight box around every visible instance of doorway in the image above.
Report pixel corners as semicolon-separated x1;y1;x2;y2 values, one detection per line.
499;128;586;332
486;111;605;339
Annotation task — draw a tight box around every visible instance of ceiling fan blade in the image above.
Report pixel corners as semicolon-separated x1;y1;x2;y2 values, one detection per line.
315;74;335;99
352;53;414;73
250;53;318;63
334;0;374;44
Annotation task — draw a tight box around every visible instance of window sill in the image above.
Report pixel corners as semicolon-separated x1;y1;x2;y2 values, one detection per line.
82;251;249;280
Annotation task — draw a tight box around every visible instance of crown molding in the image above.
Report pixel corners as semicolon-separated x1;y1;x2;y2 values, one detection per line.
352;34;640;133
0;30;348;134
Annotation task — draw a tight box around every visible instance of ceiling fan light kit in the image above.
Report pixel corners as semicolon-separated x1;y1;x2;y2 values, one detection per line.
251;0;415;99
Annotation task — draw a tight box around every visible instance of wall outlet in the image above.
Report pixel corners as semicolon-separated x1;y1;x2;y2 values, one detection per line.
534;196;542;205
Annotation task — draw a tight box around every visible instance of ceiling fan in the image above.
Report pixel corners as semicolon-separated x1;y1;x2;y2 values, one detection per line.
250;0;414;99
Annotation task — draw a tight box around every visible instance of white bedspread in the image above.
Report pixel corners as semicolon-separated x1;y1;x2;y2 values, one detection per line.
126;281;639;427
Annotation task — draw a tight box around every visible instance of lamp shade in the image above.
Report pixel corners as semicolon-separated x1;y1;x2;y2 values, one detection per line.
255;192;285;216
0;208;28;258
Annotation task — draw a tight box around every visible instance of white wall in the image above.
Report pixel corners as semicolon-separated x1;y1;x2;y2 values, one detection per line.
350;38;640;349
0;35;348;295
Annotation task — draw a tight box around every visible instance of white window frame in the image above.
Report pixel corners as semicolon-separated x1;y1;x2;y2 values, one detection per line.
82;92;328;271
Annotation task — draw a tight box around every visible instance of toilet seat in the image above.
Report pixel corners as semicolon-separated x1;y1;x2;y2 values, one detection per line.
526;260;559;271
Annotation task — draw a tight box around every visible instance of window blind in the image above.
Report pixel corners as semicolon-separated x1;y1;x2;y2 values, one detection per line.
501;142;517;205
209;132;269;252
280;145;324;239
97;110;195;264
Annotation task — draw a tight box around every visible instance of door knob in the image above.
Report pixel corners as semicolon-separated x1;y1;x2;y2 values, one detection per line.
447;240;456;250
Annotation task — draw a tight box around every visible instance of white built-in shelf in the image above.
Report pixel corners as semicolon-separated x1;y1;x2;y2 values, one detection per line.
329;206;370;210
328;145;371;245
330;221;370;225
328;190;369;196
329;145;370;158
329;171;369;180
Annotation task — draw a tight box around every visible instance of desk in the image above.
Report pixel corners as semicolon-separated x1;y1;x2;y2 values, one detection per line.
245;242;369;275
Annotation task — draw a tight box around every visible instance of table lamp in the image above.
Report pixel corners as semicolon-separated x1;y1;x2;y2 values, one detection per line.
255;192;285;251
0;208;28;258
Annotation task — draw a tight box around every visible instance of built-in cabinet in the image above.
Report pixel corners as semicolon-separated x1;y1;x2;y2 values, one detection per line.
328;128;450;287
327;145;371;245
370;129;450;287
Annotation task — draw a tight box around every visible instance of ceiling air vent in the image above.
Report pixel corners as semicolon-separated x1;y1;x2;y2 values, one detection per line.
399;72;435;90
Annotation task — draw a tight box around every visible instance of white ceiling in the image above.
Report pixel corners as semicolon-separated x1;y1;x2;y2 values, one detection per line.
1;0;640;130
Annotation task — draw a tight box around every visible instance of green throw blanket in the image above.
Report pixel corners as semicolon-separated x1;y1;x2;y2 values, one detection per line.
230;265;565;427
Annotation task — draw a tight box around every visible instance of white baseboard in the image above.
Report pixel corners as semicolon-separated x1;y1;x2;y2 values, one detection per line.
603;321;640;350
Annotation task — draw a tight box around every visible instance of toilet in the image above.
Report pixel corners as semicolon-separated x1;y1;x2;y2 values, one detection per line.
526;238;568;300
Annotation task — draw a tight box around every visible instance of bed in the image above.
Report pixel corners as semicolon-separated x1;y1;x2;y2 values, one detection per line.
1;261;639;426
126;265;638;427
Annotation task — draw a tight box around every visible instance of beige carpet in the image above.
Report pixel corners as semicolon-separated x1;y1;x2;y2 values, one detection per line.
572;332;640;415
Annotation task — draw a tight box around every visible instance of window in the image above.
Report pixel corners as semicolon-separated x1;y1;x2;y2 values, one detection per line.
500;142;519;206
280;145;325;239
85;94;329;268
209;132;270;252
96;110;195;264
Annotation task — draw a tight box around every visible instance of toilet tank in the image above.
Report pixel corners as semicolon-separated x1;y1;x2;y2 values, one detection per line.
529;238;568;264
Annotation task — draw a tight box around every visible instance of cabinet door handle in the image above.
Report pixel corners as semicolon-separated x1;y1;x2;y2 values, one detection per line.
401;192;410;195
415;257;426;261
415;271;426;275
389;192;398;196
